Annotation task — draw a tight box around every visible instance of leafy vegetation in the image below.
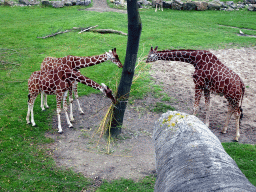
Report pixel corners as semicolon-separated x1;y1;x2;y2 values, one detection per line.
0;5;255;191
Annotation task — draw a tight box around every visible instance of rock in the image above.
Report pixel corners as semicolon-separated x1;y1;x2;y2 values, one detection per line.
19;0;28;5
194;1;208;10
70;0;76;5
237;3;245;9
152;0;156;7
76;0;91;5
171;0;183;10
226;1;234;6
248;4;256;10
163;1;172;8
183;1;197;10
137;0;143;8
64;0;72;6
245;0;256;4
42;0;52;6
142;0;150;5
225;6;234;11
51;1;64;8
3;0;14;6
208;2;221;10
153;111;256;192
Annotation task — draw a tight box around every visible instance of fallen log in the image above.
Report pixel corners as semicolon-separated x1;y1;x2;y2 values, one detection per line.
37;25;127;39
90;29;127;36
153;111;256;192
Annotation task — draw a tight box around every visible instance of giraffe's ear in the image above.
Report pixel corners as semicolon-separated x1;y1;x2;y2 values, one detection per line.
154;46;158;51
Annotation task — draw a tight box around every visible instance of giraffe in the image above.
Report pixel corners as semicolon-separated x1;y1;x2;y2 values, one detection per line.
146;46;245;141
26;66;116;133
155;0;163;12
40;48;122;121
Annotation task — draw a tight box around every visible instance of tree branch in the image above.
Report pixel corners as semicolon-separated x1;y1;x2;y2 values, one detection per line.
37;25;127;39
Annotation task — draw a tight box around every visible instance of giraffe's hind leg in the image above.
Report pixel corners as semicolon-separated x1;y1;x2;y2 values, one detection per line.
63;91;73;128
69;88;75;122
204;90;211;127
41;92;45;111
41;92;49;111
234;111;240;142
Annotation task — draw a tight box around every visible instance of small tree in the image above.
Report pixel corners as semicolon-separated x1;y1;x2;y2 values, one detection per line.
109;0;142;137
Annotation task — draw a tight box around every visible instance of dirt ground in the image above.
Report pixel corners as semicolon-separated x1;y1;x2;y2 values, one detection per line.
46;47;256;184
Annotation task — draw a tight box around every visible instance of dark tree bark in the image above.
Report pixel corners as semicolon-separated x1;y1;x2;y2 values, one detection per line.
109;0;142;137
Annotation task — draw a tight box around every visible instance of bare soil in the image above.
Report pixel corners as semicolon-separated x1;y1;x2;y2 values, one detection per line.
46;47;256;184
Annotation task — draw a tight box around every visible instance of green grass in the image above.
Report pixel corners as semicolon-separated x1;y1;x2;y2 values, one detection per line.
0;5;256;191
222;143;256;185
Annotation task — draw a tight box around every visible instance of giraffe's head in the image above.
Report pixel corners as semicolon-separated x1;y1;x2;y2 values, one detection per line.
101;83;116;104
146;46;159;63
106;48;123;68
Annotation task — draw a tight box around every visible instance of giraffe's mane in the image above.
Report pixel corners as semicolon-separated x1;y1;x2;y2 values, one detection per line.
157;49;208;53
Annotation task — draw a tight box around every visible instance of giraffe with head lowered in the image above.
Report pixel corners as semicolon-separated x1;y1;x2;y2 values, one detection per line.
146;46;245;141
40;48;122;121
26;66;116;133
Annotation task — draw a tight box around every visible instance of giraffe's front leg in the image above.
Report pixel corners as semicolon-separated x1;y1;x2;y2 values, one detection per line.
27;95;36;126
26;104;31;124
221;105;233;134
204;90;211;127
193;87;202;116
73;81;84;115
155;4;158;12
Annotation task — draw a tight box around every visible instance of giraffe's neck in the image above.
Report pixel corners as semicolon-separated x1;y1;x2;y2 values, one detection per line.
157;50;217;68
67;54;108;69
67;70;103;91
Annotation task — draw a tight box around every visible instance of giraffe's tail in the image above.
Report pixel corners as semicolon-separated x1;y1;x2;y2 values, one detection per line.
28;93;31;103
239;83;245;120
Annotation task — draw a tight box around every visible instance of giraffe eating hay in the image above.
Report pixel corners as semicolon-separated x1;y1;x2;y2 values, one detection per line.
146;46;245;141
26;67;116;133
40;48;122;120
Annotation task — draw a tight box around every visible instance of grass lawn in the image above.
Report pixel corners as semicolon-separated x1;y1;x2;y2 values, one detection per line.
0;5;256;191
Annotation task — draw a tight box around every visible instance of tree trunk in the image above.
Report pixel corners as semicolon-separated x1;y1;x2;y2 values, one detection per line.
109;0;142;137
154;111;256;192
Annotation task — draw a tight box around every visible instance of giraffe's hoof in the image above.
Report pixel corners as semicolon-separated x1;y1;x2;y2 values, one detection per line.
69;124;73;128
32;124;36;127
58;130;63;134
221;129;227;134
80;112;85;115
